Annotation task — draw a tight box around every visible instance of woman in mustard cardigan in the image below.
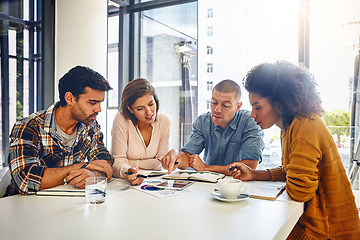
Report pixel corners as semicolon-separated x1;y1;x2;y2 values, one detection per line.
229;61;360;239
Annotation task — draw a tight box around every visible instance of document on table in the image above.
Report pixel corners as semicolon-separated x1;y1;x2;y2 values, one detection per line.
163;170;225;183
36;184;85;197
244;181;286;201
132;179;192;198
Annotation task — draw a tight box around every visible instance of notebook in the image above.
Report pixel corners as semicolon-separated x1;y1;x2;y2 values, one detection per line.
244;181;286;201
36;184;85;197
163;171;225;183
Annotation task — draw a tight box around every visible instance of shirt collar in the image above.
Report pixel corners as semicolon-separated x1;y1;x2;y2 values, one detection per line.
212;111;239;132
44;101;87;135
43;102;60;134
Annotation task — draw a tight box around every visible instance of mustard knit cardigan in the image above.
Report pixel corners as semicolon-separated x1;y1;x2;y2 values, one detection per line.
268;115;360;240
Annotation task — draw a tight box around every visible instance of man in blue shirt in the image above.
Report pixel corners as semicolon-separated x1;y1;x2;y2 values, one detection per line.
162;80;264;175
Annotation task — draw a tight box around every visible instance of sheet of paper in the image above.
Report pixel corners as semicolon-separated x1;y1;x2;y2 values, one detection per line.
131;179;192;198
244;181;286;200
36;184;85;197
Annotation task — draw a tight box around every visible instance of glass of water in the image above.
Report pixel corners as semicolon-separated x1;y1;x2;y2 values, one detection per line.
85;176;107;204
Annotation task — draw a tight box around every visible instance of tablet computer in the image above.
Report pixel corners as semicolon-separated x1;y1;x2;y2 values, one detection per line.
155;180;194;190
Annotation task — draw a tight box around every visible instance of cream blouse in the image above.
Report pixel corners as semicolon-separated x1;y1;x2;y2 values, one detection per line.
111;112;171;178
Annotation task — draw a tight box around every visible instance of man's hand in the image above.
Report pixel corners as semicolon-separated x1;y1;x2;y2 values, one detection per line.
64;168;95;189
161;149;181;174
83;160;113;180
189;154;207;171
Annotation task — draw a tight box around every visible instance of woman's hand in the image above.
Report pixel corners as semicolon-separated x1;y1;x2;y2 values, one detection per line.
161;149;181;174
125;168;144;185
228;162;255;181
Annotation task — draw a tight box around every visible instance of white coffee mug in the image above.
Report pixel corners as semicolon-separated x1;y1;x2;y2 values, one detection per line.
218;178;246;199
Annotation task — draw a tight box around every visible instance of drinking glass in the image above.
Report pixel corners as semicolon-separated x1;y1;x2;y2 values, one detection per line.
85;176;107;204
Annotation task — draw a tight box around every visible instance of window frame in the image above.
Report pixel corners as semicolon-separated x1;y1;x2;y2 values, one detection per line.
0;0;54;167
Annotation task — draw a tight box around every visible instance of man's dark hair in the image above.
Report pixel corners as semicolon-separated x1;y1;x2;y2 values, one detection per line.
58;66;112;106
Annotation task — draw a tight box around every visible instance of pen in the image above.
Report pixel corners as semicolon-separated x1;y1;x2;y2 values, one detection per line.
63;162;88;185
80;162;89;169
124;172;149;178
228;166;239;171
64;174;82;185
136;174;149;178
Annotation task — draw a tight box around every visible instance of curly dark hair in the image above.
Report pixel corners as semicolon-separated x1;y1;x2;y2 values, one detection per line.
243;61;324;129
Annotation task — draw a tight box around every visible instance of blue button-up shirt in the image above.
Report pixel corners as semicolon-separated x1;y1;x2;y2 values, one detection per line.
181;110;264;165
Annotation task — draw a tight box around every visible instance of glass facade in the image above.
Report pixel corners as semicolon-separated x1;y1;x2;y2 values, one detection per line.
138;3;198;148
107;0;359;181
0;0;42;168
107;1;198;149
1;1;359;195
309;0;360;174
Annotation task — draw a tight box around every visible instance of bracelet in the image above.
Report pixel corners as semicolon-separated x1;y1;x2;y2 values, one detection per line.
80;162;89;169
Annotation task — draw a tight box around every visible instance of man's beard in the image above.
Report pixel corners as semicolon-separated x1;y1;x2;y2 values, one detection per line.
82;113;98;125
72;110;97;125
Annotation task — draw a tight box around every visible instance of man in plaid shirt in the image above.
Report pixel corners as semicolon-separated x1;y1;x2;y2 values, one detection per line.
5;66;114;196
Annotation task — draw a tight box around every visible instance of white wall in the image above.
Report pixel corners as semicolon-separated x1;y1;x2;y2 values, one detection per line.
55;0;108;88
54;0;109;145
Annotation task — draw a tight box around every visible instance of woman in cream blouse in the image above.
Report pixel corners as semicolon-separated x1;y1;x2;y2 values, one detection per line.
111;78;171;185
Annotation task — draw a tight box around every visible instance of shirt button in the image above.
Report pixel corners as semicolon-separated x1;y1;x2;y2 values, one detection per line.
222;135;225;138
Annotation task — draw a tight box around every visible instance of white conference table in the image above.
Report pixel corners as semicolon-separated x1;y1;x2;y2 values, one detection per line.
0;177;303;240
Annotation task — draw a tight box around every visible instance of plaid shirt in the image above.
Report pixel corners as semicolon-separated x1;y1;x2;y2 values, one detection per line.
7;102;114;195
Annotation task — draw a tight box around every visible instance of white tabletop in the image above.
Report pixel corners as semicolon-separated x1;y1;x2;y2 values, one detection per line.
0;178;303;240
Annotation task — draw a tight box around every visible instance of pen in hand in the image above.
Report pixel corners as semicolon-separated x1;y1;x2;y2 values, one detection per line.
124;172;148;178
63;162;88;185
64;174;82;185
228;166;239;172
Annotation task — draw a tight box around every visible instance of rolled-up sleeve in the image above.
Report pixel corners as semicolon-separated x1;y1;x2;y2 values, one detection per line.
181;117;206;155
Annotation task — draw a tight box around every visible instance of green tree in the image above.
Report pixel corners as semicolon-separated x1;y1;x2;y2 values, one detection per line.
322;110;350;145
270;132;280;144
16;91;24;121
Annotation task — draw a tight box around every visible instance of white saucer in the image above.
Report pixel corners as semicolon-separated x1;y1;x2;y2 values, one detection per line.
211;191;250;202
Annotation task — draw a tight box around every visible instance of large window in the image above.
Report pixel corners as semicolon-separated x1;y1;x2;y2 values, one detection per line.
107;0;298;165
107;0;359;182
107;1;198;149
309;0;360;164
0;0;42;168
309;0;360;194
197;0;298;168
138;3;198;148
